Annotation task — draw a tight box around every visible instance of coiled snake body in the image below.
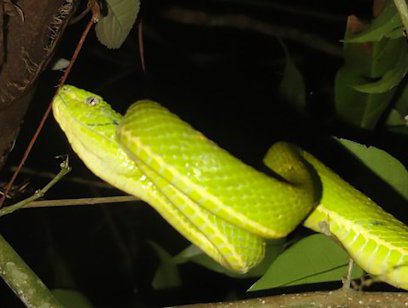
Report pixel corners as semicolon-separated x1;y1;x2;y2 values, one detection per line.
53;85;408;290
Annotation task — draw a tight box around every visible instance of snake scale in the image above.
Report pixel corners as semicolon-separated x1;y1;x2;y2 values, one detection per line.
53;85;408;290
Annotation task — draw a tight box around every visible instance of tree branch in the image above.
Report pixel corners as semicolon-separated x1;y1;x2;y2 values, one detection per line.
184;289;408;307
0;0;77;170
162;7;343;58
0;233;62;307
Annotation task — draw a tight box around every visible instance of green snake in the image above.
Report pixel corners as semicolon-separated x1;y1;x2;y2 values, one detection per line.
53;85;408;290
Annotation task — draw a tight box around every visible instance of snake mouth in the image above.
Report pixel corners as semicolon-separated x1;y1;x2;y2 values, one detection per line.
53;86;122;138
86;121;119;127
52;87;124;175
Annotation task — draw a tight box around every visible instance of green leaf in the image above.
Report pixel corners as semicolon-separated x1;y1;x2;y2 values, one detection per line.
395;83;408;116
279;46;306;112
148;241;182;290
353;46;408;94
337;138;408;200
174;246;236;276
347;2;403;43
335;67;393;129
174;240;285;279
248;234;364;291
335;33;408;128
52;289;93;308
386;109;407;126
95;0;140;49
336;2;408;129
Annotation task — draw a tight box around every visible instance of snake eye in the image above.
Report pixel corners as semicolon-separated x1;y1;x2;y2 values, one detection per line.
85;96;99;106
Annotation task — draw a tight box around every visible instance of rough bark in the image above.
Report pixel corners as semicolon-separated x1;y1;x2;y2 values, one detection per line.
184;289;408;307
0;0;77;170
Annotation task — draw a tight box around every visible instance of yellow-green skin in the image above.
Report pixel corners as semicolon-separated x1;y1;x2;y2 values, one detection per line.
53;85;408;290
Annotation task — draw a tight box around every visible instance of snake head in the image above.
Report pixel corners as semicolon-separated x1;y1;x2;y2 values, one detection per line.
52;84;139;189
52;84;125;166
53;85;121;129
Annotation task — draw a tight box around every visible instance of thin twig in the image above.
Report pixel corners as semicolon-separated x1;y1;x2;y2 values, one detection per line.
69;5;91;25
342;258;354;289
25;195;139;208
0;159;71;217
163;7;343;58
251;0;346;23
11;166;114;189
138;19;146;73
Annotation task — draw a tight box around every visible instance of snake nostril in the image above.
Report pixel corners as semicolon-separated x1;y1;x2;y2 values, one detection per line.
371;220;383;226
